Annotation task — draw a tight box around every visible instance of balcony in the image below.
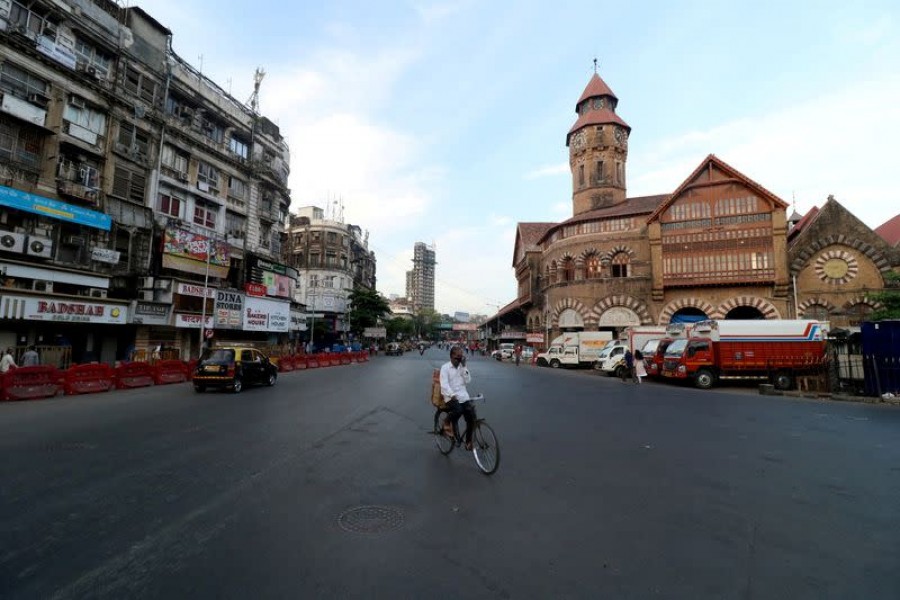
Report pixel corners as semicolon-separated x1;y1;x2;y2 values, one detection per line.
56;179;101;207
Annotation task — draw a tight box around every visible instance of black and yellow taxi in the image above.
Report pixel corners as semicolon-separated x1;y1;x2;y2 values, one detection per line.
193;346;278;393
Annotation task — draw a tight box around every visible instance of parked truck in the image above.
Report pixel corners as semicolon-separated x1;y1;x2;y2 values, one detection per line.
536;331;613;368
660;319;829;389
643;323;694;379
595;326;668;377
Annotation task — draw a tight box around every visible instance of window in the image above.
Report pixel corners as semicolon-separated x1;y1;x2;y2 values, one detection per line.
803;305;829;321
122;65;159;105
0;61;49;101
616;162;623;185
309;275;319;287
193;200;217;229
225;212;246;237
73;38;111;78
200;119;224;144
309;254;320;267
229;136;248;159
57;156;100;187
161;145;188;174
111;163;147;203
228;176;246;200
595;161;604;183
327;232;337;244
197;161;220;190
578;164;585;187
63;101;106;138
586;255;601;279
611;252;629;278
562;258;575;282
158;193;182;218
117;122;150;158
0;115;44;170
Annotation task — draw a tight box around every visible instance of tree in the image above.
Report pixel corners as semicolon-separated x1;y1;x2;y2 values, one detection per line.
868;271;900;321
414;308;442;340
385;317;415;340
347;287;391;337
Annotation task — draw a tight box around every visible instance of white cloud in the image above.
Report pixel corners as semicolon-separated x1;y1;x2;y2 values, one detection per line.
630;76;900;230
524;163;569;179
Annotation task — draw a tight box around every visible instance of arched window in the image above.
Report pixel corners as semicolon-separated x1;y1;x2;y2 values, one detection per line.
846;303;874;327
562;258;575;282
802;305;830;321
611;252;629;278
585;254;602;279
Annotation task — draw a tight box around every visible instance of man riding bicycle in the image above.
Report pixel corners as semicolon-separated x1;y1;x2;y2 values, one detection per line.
440;345;475;450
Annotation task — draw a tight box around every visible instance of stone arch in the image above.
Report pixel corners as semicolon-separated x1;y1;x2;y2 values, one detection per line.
843;295;883;311
550;297;590;329
603;244;636;262
713;297;781;320
789;235;892;277
843;295;882;326
797;297;835;321
588;295;653;327
579;248;603;279
657;298;716;325
559;253;577;282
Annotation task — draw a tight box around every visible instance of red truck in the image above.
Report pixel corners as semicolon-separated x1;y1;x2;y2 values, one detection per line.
643;323;693;379
661;319;828;390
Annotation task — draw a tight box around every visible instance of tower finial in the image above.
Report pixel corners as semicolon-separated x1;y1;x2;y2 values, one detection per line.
593;57;598;74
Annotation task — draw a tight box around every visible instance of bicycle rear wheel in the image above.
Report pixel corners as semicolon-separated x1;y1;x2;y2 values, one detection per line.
434;412;454;455
472;420;500;475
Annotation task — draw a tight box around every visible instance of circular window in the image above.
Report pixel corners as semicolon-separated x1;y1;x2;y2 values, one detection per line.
814;250;858;285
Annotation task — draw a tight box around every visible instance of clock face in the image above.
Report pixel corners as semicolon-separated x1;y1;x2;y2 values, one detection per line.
572;131;586;150
592;97;604;110
614;127;625;144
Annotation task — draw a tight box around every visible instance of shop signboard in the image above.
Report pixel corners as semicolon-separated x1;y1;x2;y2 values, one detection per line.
243;297;290;332
214;290;244;329
176;282;215;299
248;256;297;299
0;184;111;230
131;301;171;325
91;248;121;264
244;282;267;297
290;310;307;331
174;313;214;329
0;295;127;324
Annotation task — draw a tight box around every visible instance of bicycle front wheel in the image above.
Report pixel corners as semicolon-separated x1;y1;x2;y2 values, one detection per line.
434;412;454;455
472;420;500;475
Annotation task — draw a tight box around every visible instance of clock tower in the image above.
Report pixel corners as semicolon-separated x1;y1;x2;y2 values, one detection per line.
567;71;631;216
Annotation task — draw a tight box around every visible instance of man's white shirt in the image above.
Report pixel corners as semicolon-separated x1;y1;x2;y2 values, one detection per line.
439;361;471;403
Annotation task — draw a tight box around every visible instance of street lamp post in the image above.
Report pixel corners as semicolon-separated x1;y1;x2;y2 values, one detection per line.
198;236;213;358
486;302;502;351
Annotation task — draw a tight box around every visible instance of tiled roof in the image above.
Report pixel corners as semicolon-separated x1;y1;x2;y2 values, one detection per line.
567;108;630;137
577;73;618;105
517;222;555;249
874;213;900;247
787;206;820;243
537;195;669;244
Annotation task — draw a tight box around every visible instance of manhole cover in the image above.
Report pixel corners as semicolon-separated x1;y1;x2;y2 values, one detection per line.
337;505;404;534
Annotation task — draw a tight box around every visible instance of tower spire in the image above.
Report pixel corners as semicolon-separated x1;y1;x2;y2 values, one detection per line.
593;57;598;74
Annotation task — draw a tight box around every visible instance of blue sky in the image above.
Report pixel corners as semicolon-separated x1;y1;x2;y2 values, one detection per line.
143;0;900;315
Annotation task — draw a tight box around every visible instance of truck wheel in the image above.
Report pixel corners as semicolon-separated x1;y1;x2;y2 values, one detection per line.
774;371;794;390
694;369;716;390
550;359;561;369
614;365;626;379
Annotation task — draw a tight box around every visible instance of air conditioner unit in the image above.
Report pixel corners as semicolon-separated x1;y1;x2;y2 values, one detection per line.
177;172;189;182
64;234;86;246
32;280;54;293
0;231;26;253
89;288;108;298
140;290;155;301
154;278;172;291
197;181;210;193
27;93;46;105
26;236;53;258
139;276;155;289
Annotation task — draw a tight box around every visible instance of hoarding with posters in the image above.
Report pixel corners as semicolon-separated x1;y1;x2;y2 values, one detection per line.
162;228;229;278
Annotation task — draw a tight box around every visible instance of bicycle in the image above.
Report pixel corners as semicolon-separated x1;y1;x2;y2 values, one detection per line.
432;394;500;475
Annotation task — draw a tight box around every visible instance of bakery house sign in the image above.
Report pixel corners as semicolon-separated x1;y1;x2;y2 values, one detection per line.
243;296;289;332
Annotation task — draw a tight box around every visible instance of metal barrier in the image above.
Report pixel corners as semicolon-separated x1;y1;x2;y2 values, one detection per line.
64;363;115;395
1;366;63;401
115;362;156;389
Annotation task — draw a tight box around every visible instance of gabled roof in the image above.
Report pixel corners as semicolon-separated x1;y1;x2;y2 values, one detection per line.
513;222;555;266
647;154;788;223
567;108;630;138
577;73;618;106
875;213;900;247
787;206;820;243
537;195;669;245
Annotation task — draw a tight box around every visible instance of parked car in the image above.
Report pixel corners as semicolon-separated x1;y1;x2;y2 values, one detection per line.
385;342;403;356
521;346;536;360
193;346;278;393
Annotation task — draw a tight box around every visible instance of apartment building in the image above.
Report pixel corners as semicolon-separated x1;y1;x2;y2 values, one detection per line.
406;241;435;313
284;206;376;347
0;0;294;361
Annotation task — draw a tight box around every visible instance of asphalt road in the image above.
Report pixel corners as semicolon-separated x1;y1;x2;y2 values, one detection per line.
1;349;898;599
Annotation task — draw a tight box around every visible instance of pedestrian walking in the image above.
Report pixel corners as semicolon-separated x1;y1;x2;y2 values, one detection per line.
21;345;40;367
621;349;634;383
0;347;17;373
514;344;522;366
633;349;646;384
